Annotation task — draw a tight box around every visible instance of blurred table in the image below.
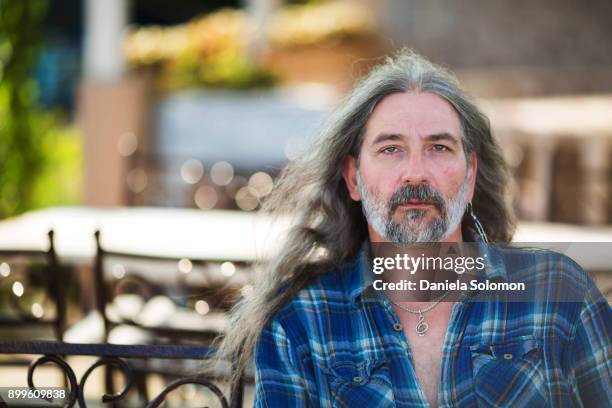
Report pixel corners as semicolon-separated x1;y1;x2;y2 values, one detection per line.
0;206;289;264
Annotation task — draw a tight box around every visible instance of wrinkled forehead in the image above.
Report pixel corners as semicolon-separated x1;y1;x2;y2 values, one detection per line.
363;91;463;146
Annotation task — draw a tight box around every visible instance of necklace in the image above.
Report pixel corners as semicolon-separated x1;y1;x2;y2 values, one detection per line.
388;274;464;336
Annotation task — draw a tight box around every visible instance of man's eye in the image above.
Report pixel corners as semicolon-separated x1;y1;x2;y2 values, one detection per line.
432;144;451;152
381;146;400;154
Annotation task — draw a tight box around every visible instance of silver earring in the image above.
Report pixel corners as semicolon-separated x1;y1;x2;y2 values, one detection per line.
468;202;489;243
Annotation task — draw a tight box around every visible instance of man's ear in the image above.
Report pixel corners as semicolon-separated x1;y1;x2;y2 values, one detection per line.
342;155;362;201
467;152;478;202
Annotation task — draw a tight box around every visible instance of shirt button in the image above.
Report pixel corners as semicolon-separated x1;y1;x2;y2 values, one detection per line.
503;353;513;360
353;376;363;383
393;323;402;331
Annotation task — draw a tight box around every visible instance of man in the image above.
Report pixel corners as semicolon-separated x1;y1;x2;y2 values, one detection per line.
218;49;611;407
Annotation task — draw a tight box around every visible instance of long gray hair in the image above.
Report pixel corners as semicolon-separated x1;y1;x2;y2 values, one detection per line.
215;48;515;388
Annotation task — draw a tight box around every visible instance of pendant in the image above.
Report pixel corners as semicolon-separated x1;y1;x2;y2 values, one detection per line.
415;311;429;336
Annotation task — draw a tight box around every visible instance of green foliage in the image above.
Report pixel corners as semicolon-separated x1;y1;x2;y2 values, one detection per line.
30;119;82;209
161;49;277;91
0;0;81;219
285;0;324;5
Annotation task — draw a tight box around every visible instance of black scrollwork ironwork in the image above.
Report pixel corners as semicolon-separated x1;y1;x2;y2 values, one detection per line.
0;340;241;407
146;375;229;408
28;354;79;407
78;357;133;406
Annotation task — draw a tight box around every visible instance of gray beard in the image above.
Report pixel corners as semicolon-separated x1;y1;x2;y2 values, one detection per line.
356;170;471;243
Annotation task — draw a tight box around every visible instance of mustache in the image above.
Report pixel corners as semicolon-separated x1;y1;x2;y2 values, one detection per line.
388;184;446;214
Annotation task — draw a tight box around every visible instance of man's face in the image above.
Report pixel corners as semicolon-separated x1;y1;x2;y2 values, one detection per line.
343;92;477;243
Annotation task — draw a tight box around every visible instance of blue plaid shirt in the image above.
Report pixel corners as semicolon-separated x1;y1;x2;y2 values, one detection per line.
253;243;612;407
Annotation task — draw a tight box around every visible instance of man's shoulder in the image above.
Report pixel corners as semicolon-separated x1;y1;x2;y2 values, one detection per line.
278;262;355;317
494;245;587;278
268;260;358;338
491;244;597;300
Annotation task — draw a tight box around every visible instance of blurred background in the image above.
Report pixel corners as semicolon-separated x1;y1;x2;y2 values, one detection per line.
0;0;611;405
3;0;612;219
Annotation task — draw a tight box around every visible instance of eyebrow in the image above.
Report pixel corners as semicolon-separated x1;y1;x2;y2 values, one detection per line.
426;133;460;145
371;132;460;146
371;133;403;145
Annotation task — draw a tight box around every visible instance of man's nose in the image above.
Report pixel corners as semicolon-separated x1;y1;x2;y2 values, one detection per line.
400;152;429;184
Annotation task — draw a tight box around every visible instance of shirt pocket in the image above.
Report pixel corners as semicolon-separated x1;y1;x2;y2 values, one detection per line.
326;357;396;407
470;336;547;407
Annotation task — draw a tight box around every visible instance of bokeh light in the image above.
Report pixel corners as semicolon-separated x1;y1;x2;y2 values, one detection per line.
194;185;218;210
112;263;126;279
117;131;138;157
126;168;148;193
235;187;258;211
178;258;193;274
195;299;210;315
210;161;234;186
180;159;204;184
248;172;273;199
220;261;236;277
0;262;10;277
12;281;24;297
31;302;44;318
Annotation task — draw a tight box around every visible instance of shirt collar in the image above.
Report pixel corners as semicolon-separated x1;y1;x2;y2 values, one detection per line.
346;226;508;308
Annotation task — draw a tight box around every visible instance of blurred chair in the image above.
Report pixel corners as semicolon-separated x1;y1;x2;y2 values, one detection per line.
92;229;247;404
0;230;67;363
